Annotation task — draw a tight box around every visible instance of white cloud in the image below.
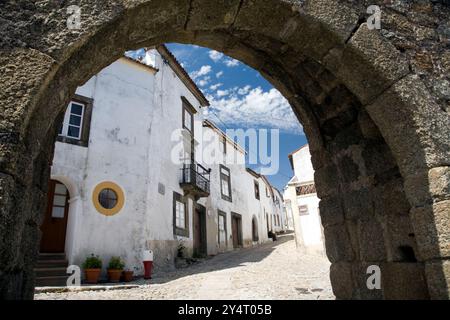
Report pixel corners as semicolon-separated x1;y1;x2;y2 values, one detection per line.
216;89;229;97
198;76;211;87
216;71;224;78
190;65;212;80
209;50;224;62
209;83;223;90
224;58;239;67
206;86;303;134
238;85;252;95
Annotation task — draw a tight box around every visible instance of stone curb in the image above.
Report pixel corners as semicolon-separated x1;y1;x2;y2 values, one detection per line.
35;284;140;294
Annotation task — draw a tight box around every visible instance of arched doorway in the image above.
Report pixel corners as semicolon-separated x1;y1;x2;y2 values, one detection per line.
1;0;449;299
252;216;259;242
40;180;70;253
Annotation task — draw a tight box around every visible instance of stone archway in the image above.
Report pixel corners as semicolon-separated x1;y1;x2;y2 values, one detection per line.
0;0;449;300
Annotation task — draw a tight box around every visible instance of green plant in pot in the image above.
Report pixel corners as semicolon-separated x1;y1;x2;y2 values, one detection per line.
82;254;102;284
107;256;125;283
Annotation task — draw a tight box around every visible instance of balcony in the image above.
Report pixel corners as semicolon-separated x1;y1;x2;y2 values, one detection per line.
180;162;211;198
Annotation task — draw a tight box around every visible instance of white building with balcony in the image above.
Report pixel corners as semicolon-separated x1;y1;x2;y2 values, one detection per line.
283;144;325;256
36;45;281;285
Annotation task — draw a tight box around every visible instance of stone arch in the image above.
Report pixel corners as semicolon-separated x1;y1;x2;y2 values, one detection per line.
0;0;449;299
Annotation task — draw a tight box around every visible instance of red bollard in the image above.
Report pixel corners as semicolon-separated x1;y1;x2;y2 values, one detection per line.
143;260;153;279
143;250;154;280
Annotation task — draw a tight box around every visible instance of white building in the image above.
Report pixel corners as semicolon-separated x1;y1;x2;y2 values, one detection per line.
283;144;325;255
37;45;281;284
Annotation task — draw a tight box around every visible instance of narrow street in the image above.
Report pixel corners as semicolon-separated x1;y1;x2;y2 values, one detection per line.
35;234;334;300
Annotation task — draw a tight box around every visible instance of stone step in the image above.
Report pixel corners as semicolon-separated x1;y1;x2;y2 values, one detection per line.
35;267;68;278
36;259;68;268
38;253;66;261
35;276;68;287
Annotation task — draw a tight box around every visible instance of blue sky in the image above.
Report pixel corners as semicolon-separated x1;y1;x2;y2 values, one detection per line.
167;44;308;191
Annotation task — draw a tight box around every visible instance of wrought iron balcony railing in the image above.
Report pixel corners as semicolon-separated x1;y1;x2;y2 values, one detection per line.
180;162;211;197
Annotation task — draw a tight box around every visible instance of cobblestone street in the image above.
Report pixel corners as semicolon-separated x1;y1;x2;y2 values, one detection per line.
35;234;334;300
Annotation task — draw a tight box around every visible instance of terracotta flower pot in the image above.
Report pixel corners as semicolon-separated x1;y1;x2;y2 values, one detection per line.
122;270;134;282
84;269;101;284
107;269;123;283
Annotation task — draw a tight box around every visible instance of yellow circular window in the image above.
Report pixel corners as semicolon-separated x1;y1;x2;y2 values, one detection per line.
92;181;125;216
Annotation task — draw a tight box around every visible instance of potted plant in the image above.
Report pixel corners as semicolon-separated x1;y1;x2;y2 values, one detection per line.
107;256;125;283
82;254;102;284
122;268;134;282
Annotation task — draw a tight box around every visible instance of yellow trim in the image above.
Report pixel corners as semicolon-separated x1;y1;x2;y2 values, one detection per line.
92;181;125;216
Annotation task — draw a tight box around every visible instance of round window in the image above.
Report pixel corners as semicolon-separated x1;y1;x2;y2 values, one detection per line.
98;188;118;209
92;182;124;216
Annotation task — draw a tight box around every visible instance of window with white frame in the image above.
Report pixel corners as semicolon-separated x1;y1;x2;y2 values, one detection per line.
218;211;227;246
220;165;232;201
173;192;188;237
59;101;85;140
175;200;186;229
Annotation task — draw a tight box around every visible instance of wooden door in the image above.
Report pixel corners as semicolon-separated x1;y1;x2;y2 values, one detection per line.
193;205;207;256
231;214;241;248
193;209;201;254
40;180;70;253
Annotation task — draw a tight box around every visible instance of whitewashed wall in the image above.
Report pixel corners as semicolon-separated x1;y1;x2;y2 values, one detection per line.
283;145;325;255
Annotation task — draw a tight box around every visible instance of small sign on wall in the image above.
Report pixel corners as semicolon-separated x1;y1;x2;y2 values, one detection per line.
158;183;165;195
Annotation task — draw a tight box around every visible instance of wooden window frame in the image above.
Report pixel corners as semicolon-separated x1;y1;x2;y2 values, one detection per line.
217;210;227;247
221;136;227;155
57;94;94;148
181;97;196;161
219;164;232;202
173;191;189;237
182;97;196;134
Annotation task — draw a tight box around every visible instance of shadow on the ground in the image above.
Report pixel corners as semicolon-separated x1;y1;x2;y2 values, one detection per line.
146;233;296;285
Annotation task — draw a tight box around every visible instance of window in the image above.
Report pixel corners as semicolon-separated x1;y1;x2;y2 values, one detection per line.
220;165;232;202
57;95;94;147
183;107;193;132
98;188;118;209
266;186;270;198
182;98;195;133
173;192;188;237
220;136;227;154
51;182;69;218
92;181;125;216
254;181;260;200
218;211;227;247
59;101;85;140
299;205;309;216
175;200;185;229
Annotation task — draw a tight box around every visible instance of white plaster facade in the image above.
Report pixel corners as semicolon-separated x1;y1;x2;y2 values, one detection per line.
283;145;325;256
46;46;281;279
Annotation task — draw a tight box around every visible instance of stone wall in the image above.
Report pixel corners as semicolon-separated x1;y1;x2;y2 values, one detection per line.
0;0;449;299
